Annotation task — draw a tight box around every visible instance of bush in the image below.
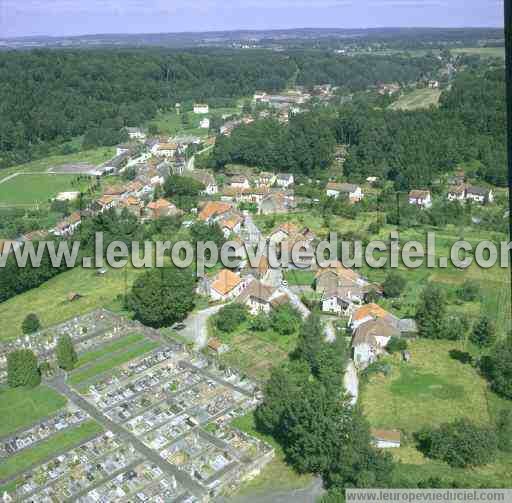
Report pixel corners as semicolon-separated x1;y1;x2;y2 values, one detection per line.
22;313;41;335
458;280;480;302
386;336;408;353
7;349;40;388
416;418;498;468
449;349;473;365
496;409;512;452
470;316;496;347
383;271;407;298
215;304;248;333
270;303;302;335
250;312;271;332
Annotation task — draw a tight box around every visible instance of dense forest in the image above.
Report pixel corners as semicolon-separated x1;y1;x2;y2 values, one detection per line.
209;65;506;187
340;67;506;187
1;48;443;170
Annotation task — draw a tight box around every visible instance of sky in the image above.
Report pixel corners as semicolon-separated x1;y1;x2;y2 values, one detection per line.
0;0;504;38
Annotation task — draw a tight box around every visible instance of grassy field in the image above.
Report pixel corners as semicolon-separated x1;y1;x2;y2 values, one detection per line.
283;270;315;286
0;265;143;342
0;420;103;481
389;88;442;111
0;174;92;206
361;339;512;486
230;412;314;497
69;339;160;386
451;47;505;59
0;146;115;181
75;333;147;368
0;386;67;437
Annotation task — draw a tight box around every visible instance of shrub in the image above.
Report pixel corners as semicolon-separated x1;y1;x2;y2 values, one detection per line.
479;336;512;399
383;271;407;298
386;336;408;353
458;280;480;302
270;303;302;335
250;312;271;332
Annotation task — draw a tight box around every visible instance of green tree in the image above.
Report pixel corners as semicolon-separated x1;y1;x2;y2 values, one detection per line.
479;336;512;399
163;175;204;210
270;303;302;336
416;418;498;468
128;267;196;328
386;336;408;353
382;271;407;298
56;334;78;371
22;313;41;334
215;304;248;333
294;312;324;374
416;284;447;339
250;312;271;332
7;349;40;388
470;316;496;347
496;409;512;452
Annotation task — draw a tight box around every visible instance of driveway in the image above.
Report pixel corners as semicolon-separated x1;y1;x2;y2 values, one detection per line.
343;360;359;405
178;304;224;350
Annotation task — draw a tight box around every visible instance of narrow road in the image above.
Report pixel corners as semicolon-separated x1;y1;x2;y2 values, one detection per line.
0;172;21;185
343;361;359;406
179;304;224;350
48;377;206;499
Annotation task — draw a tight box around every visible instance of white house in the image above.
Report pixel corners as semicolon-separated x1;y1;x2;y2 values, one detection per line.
125;127;146;140
408;190;432;209
447;185;466;202
229;175;251;190
220;215;243;238
193;104;209;114
235;280;287;315
276;173;294;188
326;182;364;203
199;118;210;129
154;143;178;158
191;171;218;195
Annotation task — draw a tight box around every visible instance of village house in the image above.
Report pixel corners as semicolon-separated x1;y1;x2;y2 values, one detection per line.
427;80;440;89
229;175;251;190
125;127;146;140
118;196;143;218
207;337;229;355
239;187;269;205
259;192;293;215
255;172;277;188
154;143;178;158
408;189;432;209
326;182;364;203
207;269;246;302
198;201;233;223
276;173;294;189
51;212;82;237
241;255;272;284
199;118;210;129
371;429;401;449
146;198;181;220
465;186;494;205
352;317;400;368
350;303;399;331
268;222;299;245
220;119;243;136
447;185;466;202
193;103;209;114
190;171;218;196
235;280;288;315
220;214;243;238
95;195;118;213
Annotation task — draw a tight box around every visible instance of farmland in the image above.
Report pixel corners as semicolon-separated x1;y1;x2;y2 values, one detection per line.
389;88;442;111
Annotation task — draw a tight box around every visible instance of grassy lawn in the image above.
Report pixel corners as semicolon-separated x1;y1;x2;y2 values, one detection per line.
0;174;93;206
0;146;115;180
69;339;160;386
360;339;493;433
0;386;67;437
230;412;314;496
0;420;103;481
283;270;315;286
76;333;146;368
389;88;442;111
0;265;143;342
